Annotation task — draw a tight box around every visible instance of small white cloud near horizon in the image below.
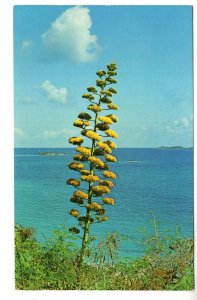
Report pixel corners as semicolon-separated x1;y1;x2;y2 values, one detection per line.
14;127;25;137
165;115;193;135
41;6;100;63
22;39;33;49
42;80;68;104
43;128;75;139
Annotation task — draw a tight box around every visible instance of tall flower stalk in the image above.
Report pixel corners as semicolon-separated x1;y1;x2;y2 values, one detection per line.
66;63;119;264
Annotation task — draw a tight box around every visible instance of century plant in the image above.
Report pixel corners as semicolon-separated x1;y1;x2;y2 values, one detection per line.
66;63;119;264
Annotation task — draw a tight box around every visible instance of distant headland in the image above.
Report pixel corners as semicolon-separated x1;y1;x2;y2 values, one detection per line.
156;146;192;150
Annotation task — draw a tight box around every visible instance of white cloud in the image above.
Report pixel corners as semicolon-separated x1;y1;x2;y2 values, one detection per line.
42;80;68;104
14;128;25;137
165;115;193;134
22;39;33;49
41;6;100;63
43;129;75;139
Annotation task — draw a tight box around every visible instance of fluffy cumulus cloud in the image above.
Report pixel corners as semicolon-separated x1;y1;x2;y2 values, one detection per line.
14;127;25;137
41;6;100;63
42;80;68;104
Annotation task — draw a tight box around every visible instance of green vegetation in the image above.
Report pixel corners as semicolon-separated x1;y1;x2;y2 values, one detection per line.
15;220;194;290
66;63;119;264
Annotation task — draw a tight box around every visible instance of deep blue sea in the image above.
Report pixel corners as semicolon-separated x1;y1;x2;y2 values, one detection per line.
15;148;194;257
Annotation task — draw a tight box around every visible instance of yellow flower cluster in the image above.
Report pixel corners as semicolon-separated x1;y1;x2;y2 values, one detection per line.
107;63;117;71
105;129;119;138
73;190;88;199
107;103;119;110
103;170;117;179
70;209;80;218
101;90;113;97
80;169;90;175
85;130;101;141
104;140;117;149
68;162;84;171
93;185;110;196
66;178;80;187
96;216;109;222
88;104;102;113
89;156;105;168
78;112;92;120
105;154;117;163
86;202;103;211
99;180;114;188
106;114;118;123
69;136;84;145
97;142;112;154
94;148;105;156
73;119;90;128
70;196;84;205
76;146;91;156
96;123;110;131
73;154;87;162
103;198;115;205
98;116;113;124
81;174;100;182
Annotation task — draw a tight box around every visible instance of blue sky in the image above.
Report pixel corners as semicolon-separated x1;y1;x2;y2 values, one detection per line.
14;5;193;148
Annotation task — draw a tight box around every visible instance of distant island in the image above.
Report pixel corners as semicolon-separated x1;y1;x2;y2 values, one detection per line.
39;152;65;156
156;146;191;150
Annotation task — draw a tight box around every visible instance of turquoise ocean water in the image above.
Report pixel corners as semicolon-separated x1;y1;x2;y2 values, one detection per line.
15;148;193;257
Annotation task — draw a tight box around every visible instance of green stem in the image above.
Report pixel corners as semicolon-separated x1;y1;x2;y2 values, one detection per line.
80;86;103;265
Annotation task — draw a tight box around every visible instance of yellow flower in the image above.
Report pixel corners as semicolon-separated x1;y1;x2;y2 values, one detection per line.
96;79;106;87
73;190;88;199
85;130;101;141
78;112;92;120
104;140;117;149
76;146;91;156
98;116;113;124
105;154;117;163
100;97;112;104
69;136;84;146
82;93;95;100
70;209;80;218
96;70;106;77
73;119;90;128
109;87;117;94
80;169;90;175
103;170;117;179
81;174;100;182
101;90;113;97
68;162;84;171
88;104;102;113
73;154;88;162
94;148;105;156
66;178;80;187
96;123;110;131
93;185;110;196
105;129;119;138
107;77;117;84
86;202;103;211
70;197;84;205
107;71;117;76
103;198;115;205
99;180;114;188
89;156;105;168
97;142;112;154
107;103;119;110
96;208;106;215
87;86;97;93
106;114;118;123
107;63;117;71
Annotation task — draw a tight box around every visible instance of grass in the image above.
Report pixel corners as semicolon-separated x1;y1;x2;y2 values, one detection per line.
15;221;194;290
